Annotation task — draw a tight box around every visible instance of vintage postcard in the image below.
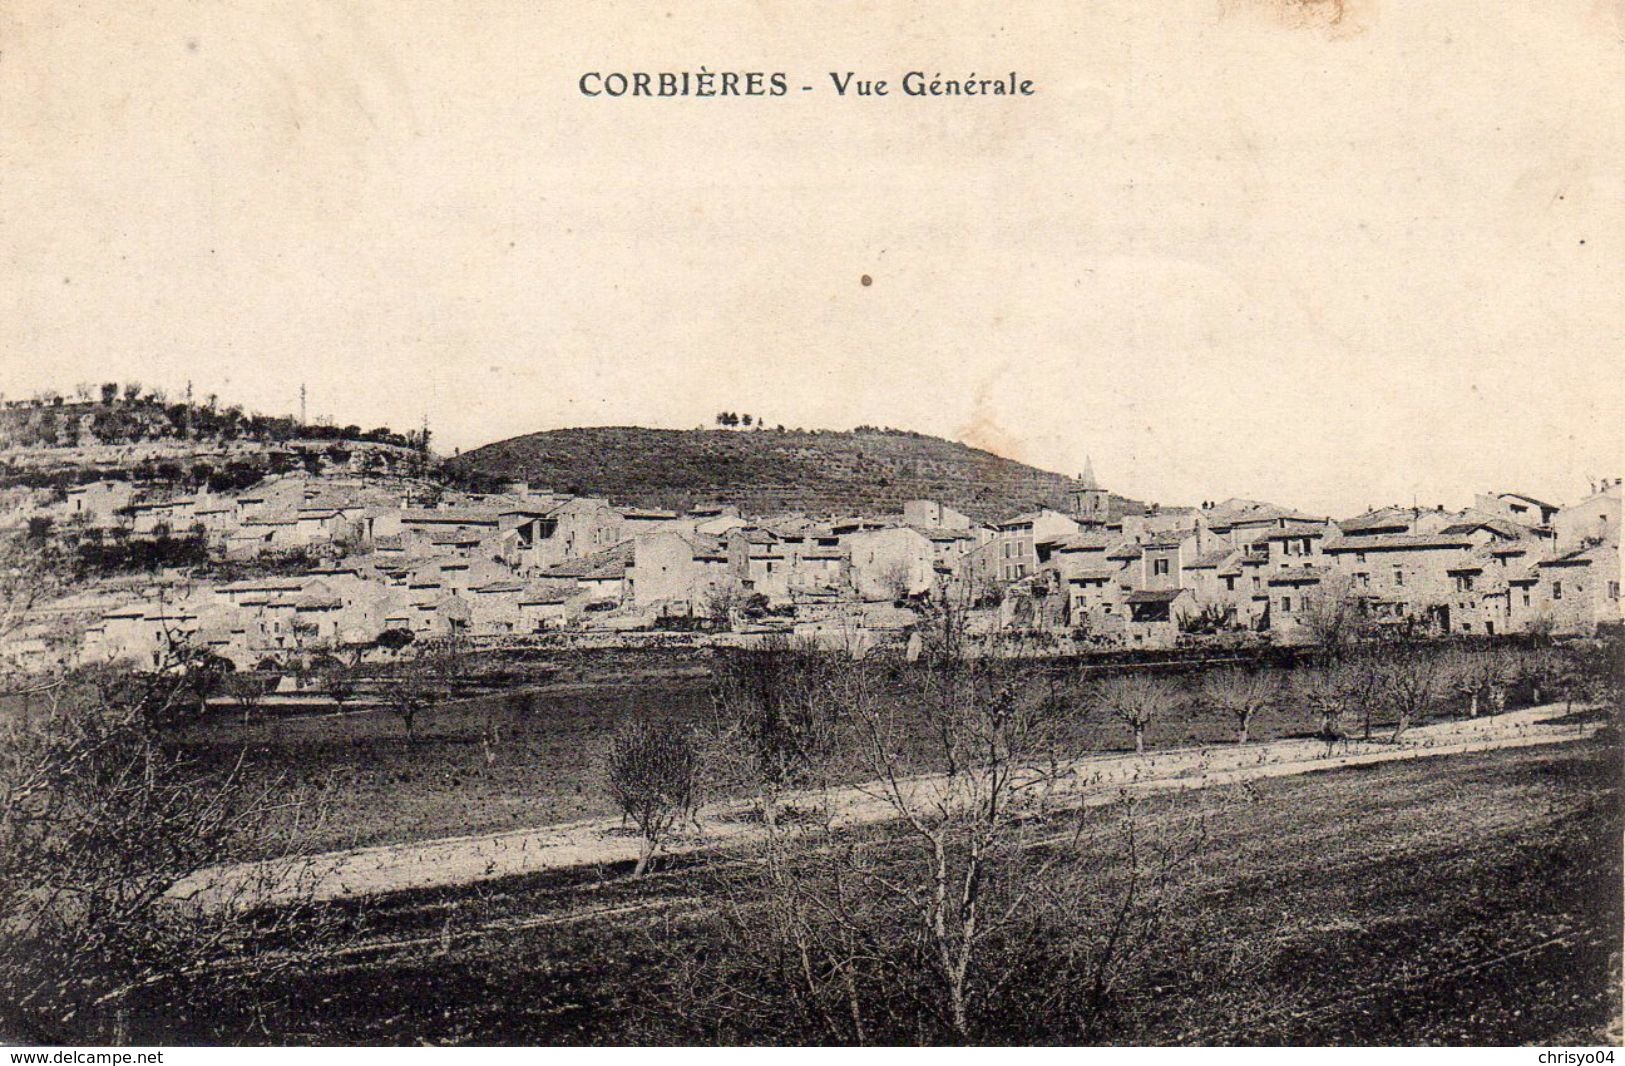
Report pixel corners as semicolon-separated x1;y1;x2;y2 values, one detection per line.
0;0;1620;1051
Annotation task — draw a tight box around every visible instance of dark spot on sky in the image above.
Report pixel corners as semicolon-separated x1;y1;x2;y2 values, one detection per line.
186;38;199;52
860;274;872;287
62;277;70;285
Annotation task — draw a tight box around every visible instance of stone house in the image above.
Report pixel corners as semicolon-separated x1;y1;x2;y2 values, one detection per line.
845;526;939;602
1473;491;1561;529
626;531;737;615
1553;480;1621;552
1531;544;1621;635
903;499;972;531
1319;531;1479;629
65;480;137;526
1123;588;1193;648
992;509;1081;583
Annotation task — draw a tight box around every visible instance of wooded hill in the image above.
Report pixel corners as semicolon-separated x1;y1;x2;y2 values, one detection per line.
451;426;1144;522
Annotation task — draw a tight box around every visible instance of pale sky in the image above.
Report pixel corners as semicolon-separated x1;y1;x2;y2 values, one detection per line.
2;0;1620;517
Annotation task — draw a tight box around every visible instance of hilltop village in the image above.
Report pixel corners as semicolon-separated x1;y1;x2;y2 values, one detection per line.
0;398;1619;671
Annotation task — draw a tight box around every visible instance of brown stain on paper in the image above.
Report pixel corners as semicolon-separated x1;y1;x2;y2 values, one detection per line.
957;377;1031;468
1219;0;1378;37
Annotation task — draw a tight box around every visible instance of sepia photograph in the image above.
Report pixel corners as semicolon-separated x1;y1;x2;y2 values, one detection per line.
0;0;1621;1051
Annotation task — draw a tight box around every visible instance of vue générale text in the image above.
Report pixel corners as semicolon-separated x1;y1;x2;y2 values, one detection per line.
577;71;1037;98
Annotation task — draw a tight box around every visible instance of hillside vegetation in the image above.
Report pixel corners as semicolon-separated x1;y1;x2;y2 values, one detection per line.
0;389;423;451
451;426;1135;521
0;390;428;490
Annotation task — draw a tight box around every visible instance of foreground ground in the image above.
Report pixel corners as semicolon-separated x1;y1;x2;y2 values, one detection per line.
141;732;1622;1045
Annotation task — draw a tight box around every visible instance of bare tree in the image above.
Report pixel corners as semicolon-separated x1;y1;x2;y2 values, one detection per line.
1292;657;1373;753
702;582;748;631
1093;672;1174;754
478;700;505;768
677;597;1214;1044
0;532;67;658
1441;648;1511;718
320;656;361;715
875;556;915;602
708;638;841;816
604;719;698;877
1372;646;1441;740
1515;646;1569;708
1298;572;1369;659
378;648;456;745
1201;666;1278;744
180;652;232;716
0;652;347;1042
222;668;272;725
386;671;433;745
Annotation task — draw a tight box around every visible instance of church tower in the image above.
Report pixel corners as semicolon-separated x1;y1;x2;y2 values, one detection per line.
1069;456;1110;526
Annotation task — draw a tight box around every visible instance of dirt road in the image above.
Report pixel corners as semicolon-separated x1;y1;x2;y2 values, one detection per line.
171;703;1604;908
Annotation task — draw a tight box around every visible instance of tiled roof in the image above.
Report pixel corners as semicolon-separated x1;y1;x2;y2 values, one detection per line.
1323;534;1473;552
1051;532;1118;552
544;544;634;579
1126;588;1186;604
1538;545;1612;568
1267;566;1330;585
518;584;573;606
1205;500;1323;527
428;530;482;545
1264;527;1326;541
398;508;502;525
1337;507;1419;534
1186;548;1235;569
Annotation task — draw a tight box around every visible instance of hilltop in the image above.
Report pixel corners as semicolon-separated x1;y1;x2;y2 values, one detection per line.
0;390;428;490
450;426;1142;522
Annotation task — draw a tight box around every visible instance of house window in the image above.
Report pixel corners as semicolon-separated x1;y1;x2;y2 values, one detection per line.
1223;576;1236;591
1153;558;1169;577
1356;552;1366;564
1552;581;1563;600
1252;575;1261;590
1356;573;1369;588
1280;596;1292;614
1454;574;1475;592
1609;581;1620;600
1522;591;1531;607
1394;569;1404;587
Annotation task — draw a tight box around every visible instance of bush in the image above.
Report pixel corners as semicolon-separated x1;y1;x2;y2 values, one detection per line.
604;719;697;877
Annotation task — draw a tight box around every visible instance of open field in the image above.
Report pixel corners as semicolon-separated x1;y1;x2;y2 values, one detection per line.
175;663;714;856
176;702;1606;905
174;649;1568;857
135;734;1623;1045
